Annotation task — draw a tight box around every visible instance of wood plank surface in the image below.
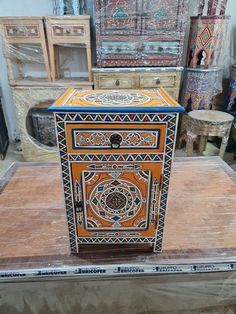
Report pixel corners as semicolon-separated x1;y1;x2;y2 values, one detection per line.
0;157;235;271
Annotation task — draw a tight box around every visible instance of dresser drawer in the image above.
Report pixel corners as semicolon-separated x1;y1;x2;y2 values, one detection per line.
96;75;139;89
4;24;40;38
66;123;166;154
140;74;176;88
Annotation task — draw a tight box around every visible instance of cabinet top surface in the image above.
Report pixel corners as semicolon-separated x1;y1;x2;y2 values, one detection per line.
49;88;184;113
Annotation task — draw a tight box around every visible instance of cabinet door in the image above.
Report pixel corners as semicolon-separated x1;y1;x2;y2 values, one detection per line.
71;161;162;238
96;0;141;36
142;0;185;34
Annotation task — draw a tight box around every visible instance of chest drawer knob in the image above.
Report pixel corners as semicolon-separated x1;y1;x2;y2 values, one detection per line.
110;133;122;149
115;79;120;86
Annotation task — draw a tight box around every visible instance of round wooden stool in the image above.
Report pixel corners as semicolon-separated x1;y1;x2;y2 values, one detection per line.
184;110;234;158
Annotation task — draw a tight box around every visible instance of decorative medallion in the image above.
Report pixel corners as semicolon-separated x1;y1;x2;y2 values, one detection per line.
83;91;150;106
82;170;151;230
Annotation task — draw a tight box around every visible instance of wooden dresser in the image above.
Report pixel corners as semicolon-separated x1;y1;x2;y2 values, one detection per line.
49;88;184;253
93;67;183;101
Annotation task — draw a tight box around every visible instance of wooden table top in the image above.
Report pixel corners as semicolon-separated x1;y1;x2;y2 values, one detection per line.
0;157;236;281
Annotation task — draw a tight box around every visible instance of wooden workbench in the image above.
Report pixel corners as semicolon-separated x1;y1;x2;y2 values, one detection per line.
0;157;236;313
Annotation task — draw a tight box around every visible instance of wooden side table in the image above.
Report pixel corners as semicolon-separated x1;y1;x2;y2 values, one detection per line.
181;110;234;158
0;17;51;84
44;16;92;82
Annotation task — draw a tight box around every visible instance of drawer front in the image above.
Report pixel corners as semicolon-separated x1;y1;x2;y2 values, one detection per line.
97;75;139;89
140;74;176;88
66;123;166;154
71;161;162;236
72;129;160;149
51;24;85;37
5;24;39;38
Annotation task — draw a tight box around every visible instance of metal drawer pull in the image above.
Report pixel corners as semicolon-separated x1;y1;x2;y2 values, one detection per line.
115;79;120;86
110;133;122;149
156;78;161;85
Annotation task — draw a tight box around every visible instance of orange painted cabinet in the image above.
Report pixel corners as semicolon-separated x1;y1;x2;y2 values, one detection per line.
49;88;184;253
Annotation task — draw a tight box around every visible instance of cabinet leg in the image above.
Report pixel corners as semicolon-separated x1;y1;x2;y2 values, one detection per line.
54;45;60;80
41;42;52;82
86;47;92;82
48;44;56;82
153;243;162;253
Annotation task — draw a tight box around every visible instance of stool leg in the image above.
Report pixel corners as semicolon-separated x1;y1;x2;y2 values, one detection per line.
219;126;232;158
198;135;207;155
177;131;186;149
186;132;196;156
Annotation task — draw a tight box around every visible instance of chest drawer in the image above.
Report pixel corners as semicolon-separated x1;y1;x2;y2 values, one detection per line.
66;123;166;154
140;74;176;88
4;24;40;38
96;75;139;89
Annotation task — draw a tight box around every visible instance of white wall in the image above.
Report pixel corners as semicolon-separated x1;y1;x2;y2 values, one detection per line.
226;0;236;56
0;0;236;140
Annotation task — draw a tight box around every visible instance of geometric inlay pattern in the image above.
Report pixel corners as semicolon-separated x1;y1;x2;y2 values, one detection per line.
82;91;151;106
72;129;159;149
55;112;177;252
82;170;151;231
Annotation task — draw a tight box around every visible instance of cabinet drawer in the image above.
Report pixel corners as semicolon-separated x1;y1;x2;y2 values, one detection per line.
51;24;86;37
4;24;40;38
140;74;176;88
72;129;160;149
97;75;139;89
66;123;166;154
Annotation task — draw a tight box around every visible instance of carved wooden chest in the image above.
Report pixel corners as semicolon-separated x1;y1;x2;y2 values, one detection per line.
95;0;188;67
49;88;184;253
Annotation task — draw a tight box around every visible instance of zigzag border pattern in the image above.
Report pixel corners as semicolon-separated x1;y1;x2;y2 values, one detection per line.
154;115;177;252
77;237;155;244
55;112;177;252
68;153;163;162
55;113;78;253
